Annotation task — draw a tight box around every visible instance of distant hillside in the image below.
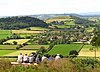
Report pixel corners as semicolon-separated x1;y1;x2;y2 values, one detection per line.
45;16;73;23
45;15;94;25
29;13;81;20
0;16;49;30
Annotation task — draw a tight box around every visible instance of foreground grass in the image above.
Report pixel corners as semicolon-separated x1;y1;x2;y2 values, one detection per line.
0;58;100;72
48;44;82;56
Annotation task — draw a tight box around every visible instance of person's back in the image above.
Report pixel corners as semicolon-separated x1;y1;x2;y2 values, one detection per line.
35;54;41;63
17;53;23;63
42;55;47;61
55;54;61;60
23;54;28;63
29;54;35;63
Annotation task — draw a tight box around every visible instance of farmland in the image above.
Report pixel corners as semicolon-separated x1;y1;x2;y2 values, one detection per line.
0;45;17;49
3;39;30;44
4;50;36;56
21;45;49;50
0;30;11;39
11;30;45;34
79;45;100;57
47;44;83;56
0;50;16;56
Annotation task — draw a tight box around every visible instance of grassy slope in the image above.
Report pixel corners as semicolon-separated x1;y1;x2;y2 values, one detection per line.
48;44;82;56
0;45;17;49
0;50;16;56
21;45;49;50
4;50;36;56
0;30;11;39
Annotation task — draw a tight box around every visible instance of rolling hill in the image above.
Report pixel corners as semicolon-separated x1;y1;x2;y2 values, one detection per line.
0;16;49;30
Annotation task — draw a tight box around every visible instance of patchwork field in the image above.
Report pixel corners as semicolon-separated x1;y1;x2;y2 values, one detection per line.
47;44;82;56
45;16;72;23
0;30;11;39
0;30;11;34
79;45;100;57
0;50;16;56
4;50;36;56
0;45;17;49
3;39;30;44
21;45;49;50
12;30;45;34
30;27;49;30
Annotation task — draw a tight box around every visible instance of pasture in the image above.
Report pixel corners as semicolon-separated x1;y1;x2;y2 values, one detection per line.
79;45;100;57
47;44;82;56
0;30;11;39
4;50;36;56
3;39;30;44
11;30;45;34
0;45;17;49
21;45;49;50
45;16;72;23
0;30;11;34
0;50;16;56
30;27;49;30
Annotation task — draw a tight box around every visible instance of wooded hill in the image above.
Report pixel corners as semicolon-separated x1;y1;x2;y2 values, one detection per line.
0;16;49;30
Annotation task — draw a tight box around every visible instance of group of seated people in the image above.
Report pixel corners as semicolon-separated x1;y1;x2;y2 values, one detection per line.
17;52;61;64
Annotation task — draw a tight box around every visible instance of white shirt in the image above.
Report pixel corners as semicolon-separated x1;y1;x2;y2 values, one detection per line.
42;56;47;61
17;55;23;62
55;55;61;60
23;55;28;61
29;57;33;62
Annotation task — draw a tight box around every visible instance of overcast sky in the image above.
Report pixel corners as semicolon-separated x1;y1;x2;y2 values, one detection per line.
0;0;100;16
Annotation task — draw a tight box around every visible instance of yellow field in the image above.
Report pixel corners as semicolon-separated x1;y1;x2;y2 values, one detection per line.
11;30;45;34
79;45;100;57
46;19;73;23
3;39;30;44
4;50;36;56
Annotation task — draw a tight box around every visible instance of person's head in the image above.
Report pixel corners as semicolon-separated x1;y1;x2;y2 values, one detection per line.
57;54;60;56
25;54;27;56
20;53;22;55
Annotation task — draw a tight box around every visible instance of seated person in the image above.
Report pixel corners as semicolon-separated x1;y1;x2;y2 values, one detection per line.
17;53;23;63
23;54;29;63
29;54;34;63
55;54;61;60
42;55;48;61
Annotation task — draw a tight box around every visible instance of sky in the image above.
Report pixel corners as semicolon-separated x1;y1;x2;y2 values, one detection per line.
0;0;100;16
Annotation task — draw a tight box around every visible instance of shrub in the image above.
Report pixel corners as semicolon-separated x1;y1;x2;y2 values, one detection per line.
69;50;78;58
13;41;17;45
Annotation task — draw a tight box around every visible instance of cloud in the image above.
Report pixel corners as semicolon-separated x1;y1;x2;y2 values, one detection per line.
0;0;100;16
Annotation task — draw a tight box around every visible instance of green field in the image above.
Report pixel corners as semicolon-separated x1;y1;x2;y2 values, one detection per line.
53;25;70;28
0;45;17;49
47;44;82;56
12;30;45;34
30;27;49;30
4;50;36;56
86;27;94;32
21;45;49;50
0;50;16;56
0;30;11;39
0;30;11;34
